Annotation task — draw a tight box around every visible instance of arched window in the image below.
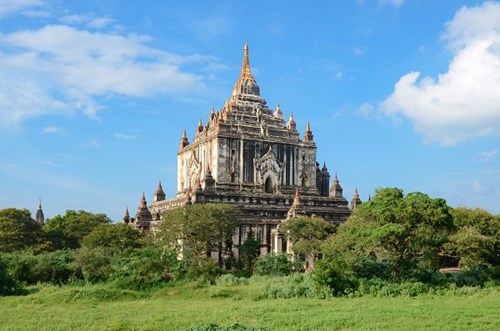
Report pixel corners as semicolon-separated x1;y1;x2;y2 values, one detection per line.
265;177;275;193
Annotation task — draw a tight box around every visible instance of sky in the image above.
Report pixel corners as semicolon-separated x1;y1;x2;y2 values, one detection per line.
1;0;499;221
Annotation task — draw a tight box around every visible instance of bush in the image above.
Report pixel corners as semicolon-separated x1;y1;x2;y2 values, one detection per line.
187;258;221;284
254;254;295;276
2;250;79;285
74;247;113;282
215;274;249;286
312;257;357;296
31;250;78;284
109;248;170;291
0;258;22;296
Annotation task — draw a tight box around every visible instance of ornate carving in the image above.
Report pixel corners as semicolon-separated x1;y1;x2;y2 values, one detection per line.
188;151;201;190
254;146;283;190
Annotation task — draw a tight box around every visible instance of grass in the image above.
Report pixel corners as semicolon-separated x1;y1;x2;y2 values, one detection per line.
0;278;499;331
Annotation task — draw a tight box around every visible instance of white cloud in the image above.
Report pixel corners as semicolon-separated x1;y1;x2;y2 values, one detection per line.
0;24;218;129
60;14;115;29
478;150;498;162
42;126;65;134
381;1;500;145
0;0;44;17
356;103;374;117
378;0;404;8
114;133;138;140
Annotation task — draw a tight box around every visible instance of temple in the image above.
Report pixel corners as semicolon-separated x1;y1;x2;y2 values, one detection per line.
125;43;361;258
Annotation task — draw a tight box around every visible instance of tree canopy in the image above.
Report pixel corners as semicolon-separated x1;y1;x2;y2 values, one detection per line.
0;208;46;252
82;223;142;251
155;204;239;266
322;188;454;279
281;216;335;268
44;210;111;249
446;207;500;267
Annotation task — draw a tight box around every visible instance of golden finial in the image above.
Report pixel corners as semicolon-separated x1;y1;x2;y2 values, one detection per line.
306;121;311;132
241;42;253;79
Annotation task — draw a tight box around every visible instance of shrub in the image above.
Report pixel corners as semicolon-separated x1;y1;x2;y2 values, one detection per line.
312;257;357;296
31;250;78;284
0;258;22;296
215;274;248;286
254;254;295;276
74;247;113;282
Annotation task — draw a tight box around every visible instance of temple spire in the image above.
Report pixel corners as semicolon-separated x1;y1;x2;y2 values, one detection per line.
304;121;314;142
35;199;44;224
179;129;189;149
287;112;297;131
274;102;283;119
154;180;166;202
122;207;130;224
351;187;362;210
241;42;253;79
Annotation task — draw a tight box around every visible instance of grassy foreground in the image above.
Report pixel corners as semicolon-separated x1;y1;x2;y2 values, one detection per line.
0;279;499;331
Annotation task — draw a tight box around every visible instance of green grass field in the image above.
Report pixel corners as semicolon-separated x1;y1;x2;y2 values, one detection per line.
1;279;498;331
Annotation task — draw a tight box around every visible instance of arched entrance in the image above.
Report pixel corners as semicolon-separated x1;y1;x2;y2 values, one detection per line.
265;176;275;193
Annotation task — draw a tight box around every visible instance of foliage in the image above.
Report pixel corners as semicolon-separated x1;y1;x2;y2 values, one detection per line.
254;253;298;276
2;250;79;285
447;207;500;267
238;235;261;273
45;210;111;249
323;188;454;280
156;204;239;270
74;247;113;282
109;246;180;290
0;208;47;252
82;223;142;251
312;257;357;296
257;273;333;300
281;217;335;267
0;258;22;296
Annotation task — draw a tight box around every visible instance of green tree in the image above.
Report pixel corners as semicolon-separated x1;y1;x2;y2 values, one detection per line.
156;204;239;269
239;234;261;273
281;217;335;268
447;207;499;267
0;208;46;252
82;223;142;251
254;253;296;276
45;210;111;249
323;188;454;280
0;258;21;296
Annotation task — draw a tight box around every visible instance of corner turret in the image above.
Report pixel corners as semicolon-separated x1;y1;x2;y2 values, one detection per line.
154;181;166;202
303;122;314;142
329;173;344;198
351;188;362;210
179;130;189;150
287;113;297;131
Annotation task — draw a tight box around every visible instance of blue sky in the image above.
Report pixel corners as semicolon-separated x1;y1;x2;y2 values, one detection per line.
1;0;499;221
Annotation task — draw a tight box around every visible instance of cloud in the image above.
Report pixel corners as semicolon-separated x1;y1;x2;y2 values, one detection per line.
355;103;375;117
114;133;138;140
381;1;500;145
42;126;65;134
60;14;115;29
378;0;404;8
80;140;101;148
0;0;44;17
478;150;498;162
0;24;218;129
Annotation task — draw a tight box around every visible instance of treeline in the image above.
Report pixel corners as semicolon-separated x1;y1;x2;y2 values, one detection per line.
1;188;499;297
